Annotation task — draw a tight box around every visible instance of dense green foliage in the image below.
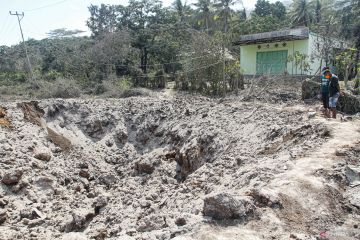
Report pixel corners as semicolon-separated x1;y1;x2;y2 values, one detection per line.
0;0;359;97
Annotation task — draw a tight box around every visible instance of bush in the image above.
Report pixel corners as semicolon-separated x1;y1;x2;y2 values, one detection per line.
100;76;132;98
43;70;62;81
35;78;81;99
153;70;166;89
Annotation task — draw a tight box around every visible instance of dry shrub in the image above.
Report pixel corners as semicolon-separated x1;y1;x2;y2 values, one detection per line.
35;78;81;99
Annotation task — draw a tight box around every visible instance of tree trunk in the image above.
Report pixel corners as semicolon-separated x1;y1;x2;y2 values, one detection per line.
205;15;209;32
345;63;351;90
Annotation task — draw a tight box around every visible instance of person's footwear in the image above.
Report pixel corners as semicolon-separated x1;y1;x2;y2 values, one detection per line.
331;108;336;119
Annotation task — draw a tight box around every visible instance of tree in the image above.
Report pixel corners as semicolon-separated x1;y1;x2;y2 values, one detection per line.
290;0;313;27
239;8;246;20
214;0;241;33
193;0;213;32
116;0;177;77
172;0;191;23
336;0;360;48
87;4;119;38
234;14;287;35
314;0;322;23
254;0;272;17
271;1;286;20
287;51;311;76
336;49;359;89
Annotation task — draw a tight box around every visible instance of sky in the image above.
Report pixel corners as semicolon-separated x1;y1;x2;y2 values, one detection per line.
0;0;281;47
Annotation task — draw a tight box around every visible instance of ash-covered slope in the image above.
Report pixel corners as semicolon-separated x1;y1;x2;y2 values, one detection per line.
0;95;358;240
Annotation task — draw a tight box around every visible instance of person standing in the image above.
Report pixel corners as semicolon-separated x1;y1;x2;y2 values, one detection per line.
327;70;341;119
320;67;331;118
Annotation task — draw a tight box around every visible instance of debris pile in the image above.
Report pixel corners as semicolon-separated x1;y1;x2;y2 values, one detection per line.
0;92;359;239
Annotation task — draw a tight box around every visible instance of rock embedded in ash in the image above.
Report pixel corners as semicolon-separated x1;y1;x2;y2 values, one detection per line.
115;128;128;144
2;170;23;185
0;198;8;207
140;200;151;209
345;165;360;186
20;208;44;220
0;209;7;224
136;215;167;232
345;186;360;209
61;209;95;232
79;169;90;179
82;120;107;140
175;217;186;226
93;195;108;214
247;188;282;208
203;192;255;220
34;148;52;161
105;139;114;147
135;159;155;174
98;173;117;187
307;112;316;119
335;149;347;157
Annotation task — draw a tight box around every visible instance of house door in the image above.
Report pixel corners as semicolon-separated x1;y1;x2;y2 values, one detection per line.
256;50;288;75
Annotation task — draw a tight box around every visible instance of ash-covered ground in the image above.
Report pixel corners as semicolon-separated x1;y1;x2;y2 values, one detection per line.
1;83;360;240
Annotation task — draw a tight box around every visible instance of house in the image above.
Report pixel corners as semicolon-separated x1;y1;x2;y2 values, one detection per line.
235;27;348;76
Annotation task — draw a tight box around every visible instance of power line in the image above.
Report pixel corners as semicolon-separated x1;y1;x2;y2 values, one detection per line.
24;0;71;12
47;59;222;79
8;36;217;68
0;15;11;37
137;60;223;78
0;18;17;45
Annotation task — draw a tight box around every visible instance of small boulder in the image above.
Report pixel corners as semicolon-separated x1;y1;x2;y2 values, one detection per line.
79;170;90;179
136;215;167;232
0;209;7;224
61;209;95;232
2;170;23;185
307;112;316;119
203;192;255;220
20;208;43;220
175;217;186;226
135;159;155;174
335;149;347;156
0;198;8;207
115;128;128;144
93;196;108;214
98;173;117;187
345;165;360;186
247;188;282;208
345;186;360;209
34;148;52;161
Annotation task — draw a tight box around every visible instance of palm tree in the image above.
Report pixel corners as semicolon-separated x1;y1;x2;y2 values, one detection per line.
314;0;322;23
336;0;360;46
172;0;191;23
291;0;313;27
214;0;242;33
193;0;213;32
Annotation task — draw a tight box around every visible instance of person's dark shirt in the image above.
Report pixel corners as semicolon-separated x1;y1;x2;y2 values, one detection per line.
329;74;340;97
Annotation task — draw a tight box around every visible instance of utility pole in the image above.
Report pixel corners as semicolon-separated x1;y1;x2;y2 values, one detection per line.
9;11;35;83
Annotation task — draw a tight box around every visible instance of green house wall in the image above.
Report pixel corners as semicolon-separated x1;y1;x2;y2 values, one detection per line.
240;39;313;76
